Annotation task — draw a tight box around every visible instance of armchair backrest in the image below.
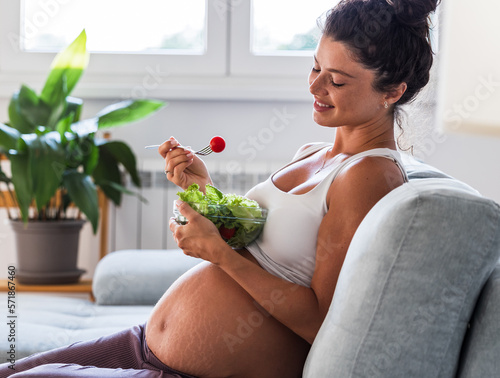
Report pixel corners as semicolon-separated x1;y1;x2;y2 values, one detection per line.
456;263;500;377
304;155;500;378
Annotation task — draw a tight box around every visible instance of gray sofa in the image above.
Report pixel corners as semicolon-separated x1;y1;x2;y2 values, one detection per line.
2;156;500;377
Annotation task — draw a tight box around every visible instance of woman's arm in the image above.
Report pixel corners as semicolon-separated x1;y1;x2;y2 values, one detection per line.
170;156;404;343
310;157;406;320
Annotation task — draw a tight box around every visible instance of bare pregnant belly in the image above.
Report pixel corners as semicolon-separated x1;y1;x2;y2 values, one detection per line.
145;254;310;378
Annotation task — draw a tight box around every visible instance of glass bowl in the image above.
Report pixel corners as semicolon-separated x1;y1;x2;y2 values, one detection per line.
173;201;267;249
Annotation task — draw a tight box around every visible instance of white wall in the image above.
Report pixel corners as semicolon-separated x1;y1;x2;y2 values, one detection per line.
0;97;337;279
2;93;500;280
425;132;500;202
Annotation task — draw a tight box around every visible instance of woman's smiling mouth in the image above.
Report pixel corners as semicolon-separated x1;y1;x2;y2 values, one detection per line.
314;100;334;112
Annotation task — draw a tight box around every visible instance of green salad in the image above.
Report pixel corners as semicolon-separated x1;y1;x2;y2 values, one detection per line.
176;184;267;248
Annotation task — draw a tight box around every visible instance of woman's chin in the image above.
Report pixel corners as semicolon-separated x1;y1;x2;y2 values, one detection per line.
314;118;340;128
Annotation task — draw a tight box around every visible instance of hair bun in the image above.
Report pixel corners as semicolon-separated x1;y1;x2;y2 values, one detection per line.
387;0;440;27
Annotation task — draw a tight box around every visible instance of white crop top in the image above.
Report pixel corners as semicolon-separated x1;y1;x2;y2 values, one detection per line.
245;143;408;287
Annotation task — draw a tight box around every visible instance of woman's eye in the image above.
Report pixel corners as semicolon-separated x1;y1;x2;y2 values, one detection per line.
311;66;345;87
331;80;345;88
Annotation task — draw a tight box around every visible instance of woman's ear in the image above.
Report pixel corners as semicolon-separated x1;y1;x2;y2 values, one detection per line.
385;82;407;106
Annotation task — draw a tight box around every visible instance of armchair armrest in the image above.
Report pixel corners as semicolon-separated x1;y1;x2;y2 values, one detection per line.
92;249;201;305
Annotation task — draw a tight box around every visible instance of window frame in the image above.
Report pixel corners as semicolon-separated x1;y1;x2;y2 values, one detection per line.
228;0;315;77
0;0;236;99
0;0;387;102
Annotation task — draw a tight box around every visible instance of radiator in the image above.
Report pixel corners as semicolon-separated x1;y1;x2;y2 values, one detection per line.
108;159;283;252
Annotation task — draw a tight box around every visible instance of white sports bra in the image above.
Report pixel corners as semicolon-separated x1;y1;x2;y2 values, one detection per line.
245;143;408;287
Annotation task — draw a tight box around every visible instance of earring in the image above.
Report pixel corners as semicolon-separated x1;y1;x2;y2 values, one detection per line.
384;101;389;109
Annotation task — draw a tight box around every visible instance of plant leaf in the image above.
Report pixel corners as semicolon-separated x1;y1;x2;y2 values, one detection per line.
96;99;165;129
44;75;68;129
22;131;66;211
82;138;99;175
9;140;32;222
8;91;36;133
56;114;73;144
0;123;21;152
97;182;122;206
40;29;89;106
17;85;53;128
63;97;84;123
101;180;148;203
97;140;141;187
63;170;99;233
92;147;122;206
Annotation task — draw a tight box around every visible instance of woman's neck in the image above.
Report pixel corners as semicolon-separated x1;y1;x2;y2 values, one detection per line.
330;119;396;156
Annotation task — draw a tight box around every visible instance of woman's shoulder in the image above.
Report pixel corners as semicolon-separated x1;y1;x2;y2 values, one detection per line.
327;153;405;208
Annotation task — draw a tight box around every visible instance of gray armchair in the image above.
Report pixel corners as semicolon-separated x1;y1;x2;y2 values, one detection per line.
2;156;500;377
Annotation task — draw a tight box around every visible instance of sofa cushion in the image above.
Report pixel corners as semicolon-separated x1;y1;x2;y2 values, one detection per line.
303;178;500;378
0;251;201;360
0;294;152;359
400;152;453;180
456;263;500;377
93;249;201;305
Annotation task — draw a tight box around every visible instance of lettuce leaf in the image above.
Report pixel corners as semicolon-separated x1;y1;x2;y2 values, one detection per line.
177;183;207;204
176;184;265;248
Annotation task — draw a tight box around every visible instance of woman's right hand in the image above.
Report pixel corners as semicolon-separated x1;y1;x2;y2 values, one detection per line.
159;137;212;191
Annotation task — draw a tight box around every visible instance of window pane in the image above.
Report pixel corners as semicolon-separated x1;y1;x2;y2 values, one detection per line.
251;0;335;55
21;0;206;53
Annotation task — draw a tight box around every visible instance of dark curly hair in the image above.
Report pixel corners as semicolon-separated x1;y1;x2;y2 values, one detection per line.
320;0;440;106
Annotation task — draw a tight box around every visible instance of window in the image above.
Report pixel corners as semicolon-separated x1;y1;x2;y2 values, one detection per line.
0;1;437;101
251;0;332;55
230;0;333;77
0;0;225;84
21;0;206;53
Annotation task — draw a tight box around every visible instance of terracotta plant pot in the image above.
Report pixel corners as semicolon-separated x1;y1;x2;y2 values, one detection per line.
10;219;86;285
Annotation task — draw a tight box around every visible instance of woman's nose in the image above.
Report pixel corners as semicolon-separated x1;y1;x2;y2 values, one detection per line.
309;75;328;96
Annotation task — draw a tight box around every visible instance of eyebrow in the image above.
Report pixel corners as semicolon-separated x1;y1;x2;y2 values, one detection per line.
314;56;356;79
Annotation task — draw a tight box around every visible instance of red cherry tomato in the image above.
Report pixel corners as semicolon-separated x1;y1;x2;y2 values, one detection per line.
210;136;226;153
219;225;236;240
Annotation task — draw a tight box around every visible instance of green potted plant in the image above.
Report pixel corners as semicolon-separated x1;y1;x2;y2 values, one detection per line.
0;30;165;284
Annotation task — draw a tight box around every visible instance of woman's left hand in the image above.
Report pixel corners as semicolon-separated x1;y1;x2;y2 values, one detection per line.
169;200;228;263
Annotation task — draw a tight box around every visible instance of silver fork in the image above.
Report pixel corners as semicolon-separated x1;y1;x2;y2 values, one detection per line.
144;144;213;156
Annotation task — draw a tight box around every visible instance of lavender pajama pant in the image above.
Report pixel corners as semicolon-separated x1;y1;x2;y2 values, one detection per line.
0;324;198;378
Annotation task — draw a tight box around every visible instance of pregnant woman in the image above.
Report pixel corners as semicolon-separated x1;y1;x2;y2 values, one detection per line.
1;0;439;377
